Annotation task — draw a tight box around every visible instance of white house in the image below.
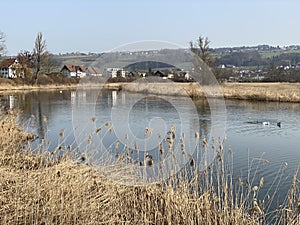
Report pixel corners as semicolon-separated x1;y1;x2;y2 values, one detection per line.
184;72;191;80
120;69;126;78
107;68;126;78
0;58;24;78
86;67;102;76
61;64;86;78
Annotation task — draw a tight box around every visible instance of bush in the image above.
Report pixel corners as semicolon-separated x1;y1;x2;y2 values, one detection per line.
107;77;137;83
0;77;16;86
36;74;55;85
47;72;79;85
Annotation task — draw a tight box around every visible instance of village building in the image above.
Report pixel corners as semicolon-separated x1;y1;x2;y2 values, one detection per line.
86;67;102;76
107;68;126;78
0;58;24;78
60;64;86;78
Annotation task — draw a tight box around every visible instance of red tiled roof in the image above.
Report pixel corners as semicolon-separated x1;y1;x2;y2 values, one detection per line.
0;58;17;68
86;67;101;74
62;64;85;72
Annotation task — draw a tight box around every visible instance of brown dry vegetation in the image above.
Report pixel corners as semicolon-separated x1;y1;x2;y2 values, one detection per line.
0;113;299;224
1;76;300;103
222;82;300;102
104;82;300;103
0;74;79;93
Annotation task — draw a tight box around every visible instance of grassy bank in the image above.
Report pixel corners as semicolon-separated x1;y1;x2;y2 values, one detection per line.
2;75;300;102
120;82;300;102
0;83;79;94
0;113;299;224
222;82;300;102
0;74;79;94
118;81;300;103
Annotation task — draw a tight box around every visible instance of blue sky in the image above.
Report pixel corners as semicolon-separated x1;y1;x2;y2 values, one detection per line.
1;0;299;55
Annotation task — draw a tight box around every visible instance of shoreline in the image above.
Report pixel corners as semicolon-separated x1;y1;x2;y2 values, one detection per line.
0;84;79;94
0;82;300;103
103;82;300;103
221;82;300;103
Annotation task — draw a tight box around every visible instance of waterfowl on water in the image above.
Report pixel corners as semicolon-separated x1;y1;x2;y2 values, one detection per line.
246;121;281;128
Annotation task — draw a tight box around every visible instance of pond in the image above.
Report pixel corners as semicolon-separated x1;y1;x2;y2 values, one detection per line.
1;89;300;208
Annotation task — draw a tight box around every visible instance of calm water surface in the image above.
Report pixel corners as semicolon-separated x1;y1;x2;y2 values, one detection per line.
1;89;300;206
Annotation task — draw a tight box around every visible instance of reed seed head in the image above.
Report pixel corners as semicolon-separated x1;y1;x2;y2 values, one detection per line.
259;177;264;187
147;159;153;167
237;177;243;186
189;156;195;167
88;135;92;144
203;137;207;146
252;186;258;192
96;128;101;134
59;129;65;138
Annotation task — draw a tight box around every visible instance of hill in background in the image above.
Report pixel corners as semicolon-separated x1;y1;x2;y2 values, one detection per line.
54;45;300;71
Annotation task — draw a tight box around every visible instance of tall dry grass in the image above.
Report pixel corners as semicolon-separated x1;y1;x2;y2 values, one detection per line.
105;81;300;103
2;78;300;103
0;112;299;224
222;82;300;102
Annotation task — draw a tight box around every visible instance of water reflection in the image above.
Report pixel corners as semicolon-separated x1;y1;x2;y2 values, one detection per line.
9;95;15;109
70;89;208;182
0;90;211;151
112;90;117;106
0;95;21;111
0;91;299;199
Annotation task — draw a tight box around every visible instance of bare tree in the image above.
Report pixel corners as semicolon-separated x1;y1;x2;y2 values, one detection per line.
190;35;215;67
0;31;6;56
43;52;60;74
17;50;35;68
33;32;47;79
17;50;35;80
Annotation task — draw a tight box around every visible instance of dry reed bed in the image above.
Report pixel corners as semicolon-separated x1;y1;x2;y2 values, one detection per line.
122;82;207;97
221;82;300;102
0;113;299;224
1;81;300;102
0;84;78;94
119;82;300;102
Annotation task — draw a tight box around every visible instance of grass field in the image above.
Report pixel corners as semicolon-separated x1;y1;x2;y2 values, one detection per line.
259;49;300;59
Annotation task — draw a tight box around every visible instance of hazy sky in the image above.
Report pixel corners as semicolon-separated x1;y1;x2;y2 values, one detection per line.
1;0;299;55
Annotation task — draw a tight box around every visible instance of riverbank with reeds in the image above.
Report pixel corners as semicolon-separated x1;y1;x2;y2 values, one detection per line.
0;83;79;94
0;75;79;94
0;112;299;224
222;82;300;102
1;78;300;103
114;82;300;103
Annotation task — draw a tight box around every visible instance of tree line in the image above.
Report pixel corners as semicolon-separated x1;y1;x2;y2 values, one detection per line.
190;35;300;82
0;32;59;83
1;31;300;83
